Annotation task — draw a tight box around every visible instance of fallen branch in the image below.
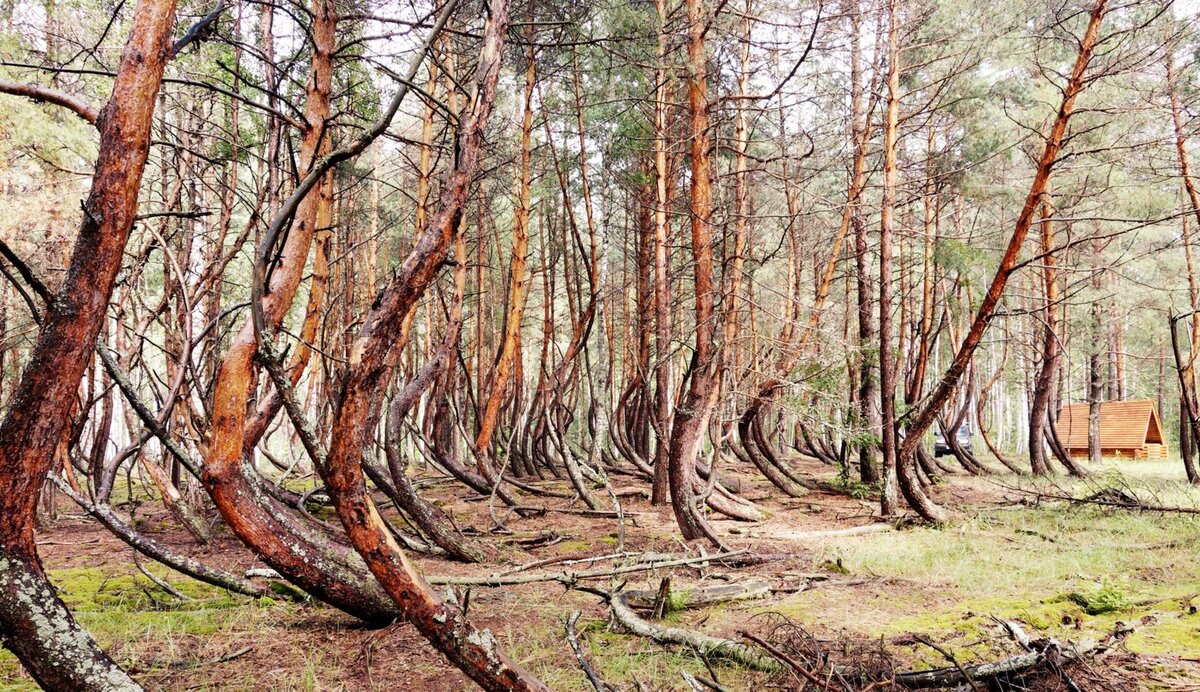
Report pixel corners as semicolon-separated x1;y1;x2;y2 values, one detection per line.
167;645;253;670
895;623;1093;689
633;551;786;568
620;580;772;611
739;630;839;690
426;550;749;587
995;480;1200;515
499;551;640;576
911;634;983;692
681;671;729;691
605;592;779;671
769;523;897;541
565;612;611;692
511;505;639;518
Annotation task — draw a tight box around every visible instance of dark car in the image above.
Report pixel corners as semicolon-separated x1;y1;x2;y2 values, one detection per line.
933;425;972;458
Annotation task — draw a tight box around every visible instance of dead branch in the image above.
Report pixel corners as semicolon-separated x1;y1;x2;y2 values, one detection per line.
606;591;780;671
619;580;773;611
426;551;750;587
565;612;612;692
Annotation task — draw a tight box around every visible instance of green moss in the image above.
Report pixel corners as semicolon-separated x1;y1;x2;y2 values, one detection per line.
268;580;309;602
1125;615;1200;656
50;566;242;613
887;595;1083;637
0;562;294;688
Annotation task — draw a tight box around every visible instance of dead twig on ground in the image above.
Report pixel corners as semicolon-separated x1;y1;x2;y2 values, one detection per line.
739;630;840;690
605;592;779;671
426;550;749;587
565;612;611;692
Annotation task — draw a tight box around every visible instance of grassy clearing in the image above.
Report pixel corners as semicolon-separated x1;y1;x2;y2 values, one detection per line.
764;460;1200;670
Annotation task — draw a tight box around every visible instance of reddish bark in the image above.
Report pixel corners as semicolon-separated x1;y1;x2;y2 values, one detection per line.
896;0;1109;521
199;0;400;624
0;0;177;686
316;0;547;686
666;0;725;547
475;50;535;476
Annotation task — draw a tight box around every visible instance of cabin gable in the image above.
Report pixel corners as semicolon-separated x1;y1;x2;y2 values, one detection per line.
1056;400;1168;460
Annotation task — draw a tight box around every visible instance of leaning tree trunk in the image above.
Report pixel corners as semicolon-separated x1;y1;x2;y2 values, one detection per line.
0;0;177;686
382;234;488;563
1167;48;1200;484
1028;197;1064;475
302;1;547;687
666;0;726;548
895;0;1109;521
198;0;402;625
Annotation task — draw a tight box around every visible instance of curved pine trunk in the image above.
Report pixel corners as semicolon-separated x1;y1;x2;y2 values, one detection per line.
0;0;177;686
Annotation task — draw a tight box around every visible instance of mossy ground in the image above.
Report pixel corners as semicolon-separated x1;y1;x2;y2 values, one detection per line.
2;458;1199;689
758;460;1200;678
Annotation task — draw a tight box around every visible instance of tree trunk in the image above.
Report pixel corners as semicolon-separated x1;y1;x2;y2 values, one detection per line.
1028;199;1057;475
878;0;902;516
314;2;547;686
1167;46;1200;482
0;0;177;686
651;0;673;505
896;0;1108;521
666;0;725;547
474;48;534;480
201;0;402;624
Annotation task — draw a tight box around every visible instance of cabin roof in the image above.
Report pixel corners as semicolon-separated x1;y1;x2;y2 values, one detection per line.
1057;400;1164;450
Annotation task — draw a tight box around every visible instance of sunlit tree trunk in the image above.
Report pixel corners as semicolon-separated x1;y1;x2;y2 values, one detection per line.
651;0;674;505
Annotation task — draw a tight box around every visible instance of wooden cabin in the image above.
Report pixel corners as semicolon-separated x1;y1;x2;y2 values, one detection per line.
1057;400;1168;460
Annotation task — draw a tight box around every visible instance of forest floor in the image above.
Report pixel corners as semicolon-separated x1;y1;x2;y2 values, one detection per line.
3;456;1200;690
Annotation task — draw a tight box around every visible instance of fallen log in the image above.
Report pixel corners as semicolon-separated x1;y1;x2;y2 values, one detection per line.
619;580;773;611
895;620;1092;689
426;551;749;587
895;650;1051;688
770;523;896;541
606;591;780;671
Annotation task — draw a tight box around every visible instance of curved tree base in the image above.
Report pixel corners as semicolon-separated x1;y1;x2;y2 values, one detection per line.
0;548;142;690
203;466;400;625
897;448;950;523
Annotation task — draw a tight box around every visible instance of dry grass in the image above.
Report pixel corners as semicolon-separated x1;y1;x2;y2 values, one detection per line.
1;458;1198;690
